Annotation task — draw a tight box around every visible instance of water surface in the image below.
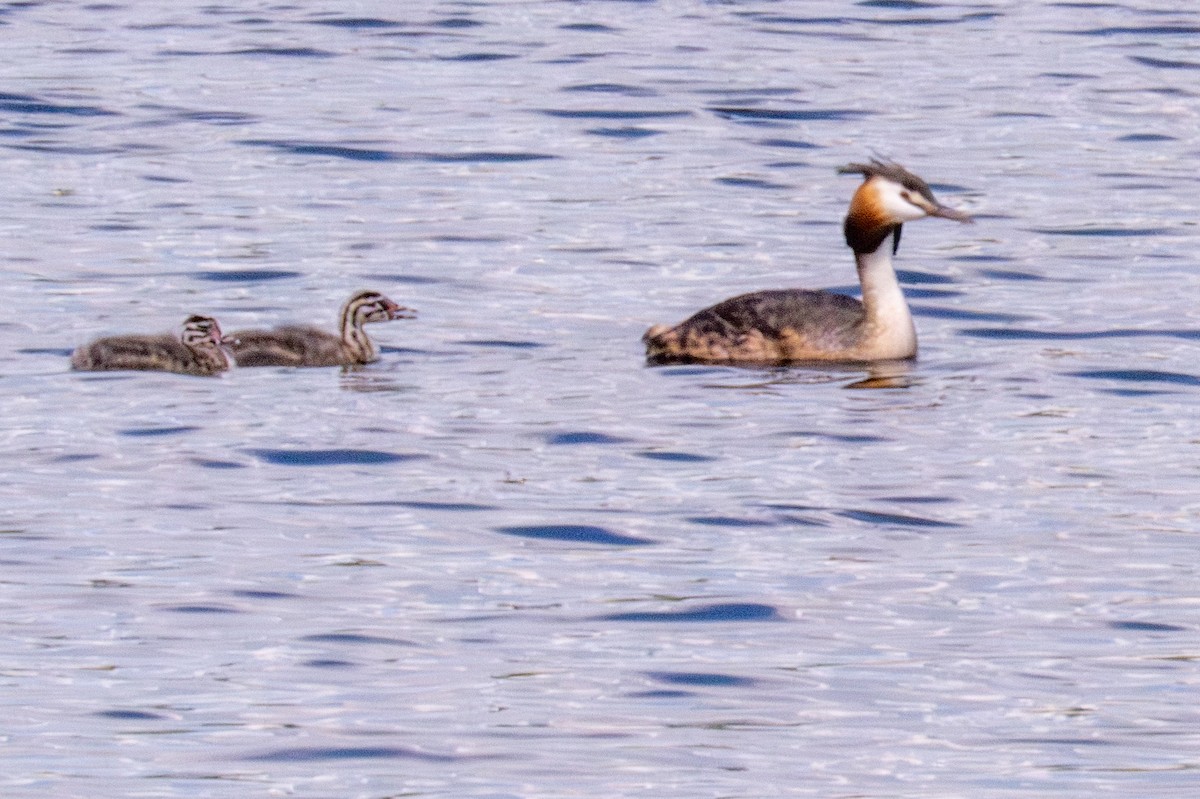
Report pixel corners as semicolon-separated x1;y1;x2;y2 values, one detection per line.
3;2;1200;798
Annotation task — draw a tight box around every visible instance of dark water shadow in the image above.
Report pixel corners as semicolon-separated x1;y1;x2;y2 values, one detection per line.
710;106;872;125
453;339;547;349
645;671;759;688
301;632;418;646
962;327;1200;342
597;602;784;622
165;604;241;614
195;269;301;282
20;347;75;357
231;589;299;600
307;17;406;31
838;509;961;528
546;431;633;445
637;451;719;463
94;709;166;720
193;458;246;470
1069;369;1200;388
495;524;655;546
119;426;199;437
1030;226;1173;237
246;746;476;762
0;92;117;117
246;448;427;466
587;126;664;139
538;109;690;121
1107;620;1188;632
1128;55;1200;71
238;138;555;163
687;516;776;528
913;305;1032;323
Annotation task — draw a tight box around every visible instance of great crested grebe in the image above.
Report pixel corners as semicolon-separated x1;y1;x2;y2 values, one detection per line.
71;314;232;376
228;290;414;367
643;160;973;364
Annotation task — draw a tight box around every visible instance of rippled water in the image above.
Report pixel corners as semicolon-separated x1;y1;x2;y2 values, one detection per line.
3;1;1200;797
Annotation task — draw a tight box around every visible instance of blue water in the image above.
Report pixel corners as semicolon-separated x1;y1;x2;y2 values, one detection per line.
3;2;1200;797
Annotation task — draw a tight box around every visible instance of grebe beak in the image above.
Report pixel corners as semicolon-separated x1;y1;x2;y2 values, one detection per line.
388;305;417;320
929;204;974;223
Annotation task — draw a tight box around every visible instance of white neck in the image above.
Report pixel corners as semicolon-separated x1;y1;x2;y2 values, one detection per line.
343;325;374;361
855;244;917;359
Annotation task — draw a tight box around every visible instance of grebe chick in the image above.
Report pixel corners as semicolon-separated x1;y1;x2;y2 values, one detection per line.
228;290;414;367
71;315;231;376
643;160;973;364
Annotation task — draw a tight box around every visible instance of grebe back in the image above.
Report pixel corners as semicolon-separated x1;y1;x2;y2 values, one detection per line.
643;160;973;365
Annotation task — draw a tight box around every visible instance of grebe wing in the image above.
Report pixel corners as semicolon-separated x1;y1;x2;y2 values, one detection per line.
689;289;865;339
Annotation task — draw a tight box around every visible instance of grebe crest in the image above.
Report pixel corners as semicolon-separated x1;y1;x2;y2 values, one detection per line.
643;159;973;365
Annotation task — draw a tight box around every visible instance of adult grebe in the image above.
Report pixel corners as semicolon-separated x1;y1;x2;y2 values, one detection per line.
228;290;414;367
71;315;231;376
643;160;973;364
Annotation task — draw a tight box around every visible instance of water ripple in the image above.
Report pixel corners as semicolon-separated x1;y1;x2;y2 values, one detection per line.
194;269;301;282
307;17;404;30
246;449;427;466
247;746;469;762
546;431;632;445
1108;620;1188;632
1068;369;1200;387
0;92;116;117
637;451;718;463
238;139;556;162
94;709;166;720
1031;226;1172;237
710;106;871;122
646;671;759;687
598;602;784;622
1128;55;1200;71
838;509;961;528
118;426;199;437
495;524;655;546
962;327;1200;341
301;632;417;646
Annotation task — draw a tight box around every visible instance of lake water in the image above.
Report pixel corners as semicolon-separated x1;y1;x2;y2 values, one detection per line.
3;1;1200;797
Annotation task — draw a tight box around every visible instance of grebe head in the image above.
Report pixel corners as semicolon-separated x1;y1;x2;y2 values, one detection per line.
343;290;417;326
180;315;225;348
839;159;972;254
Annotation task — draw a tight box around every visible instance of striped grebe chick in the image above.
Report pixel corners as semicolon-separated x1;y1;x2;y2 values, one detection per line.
643;160;973;365
228;290;414;367
71;315;231;376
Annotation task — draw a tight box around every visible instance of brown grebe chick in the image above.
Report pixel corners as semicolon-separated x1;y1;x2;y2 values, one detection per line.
71;315;231;376
643;160;974;364
228;290;414;367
